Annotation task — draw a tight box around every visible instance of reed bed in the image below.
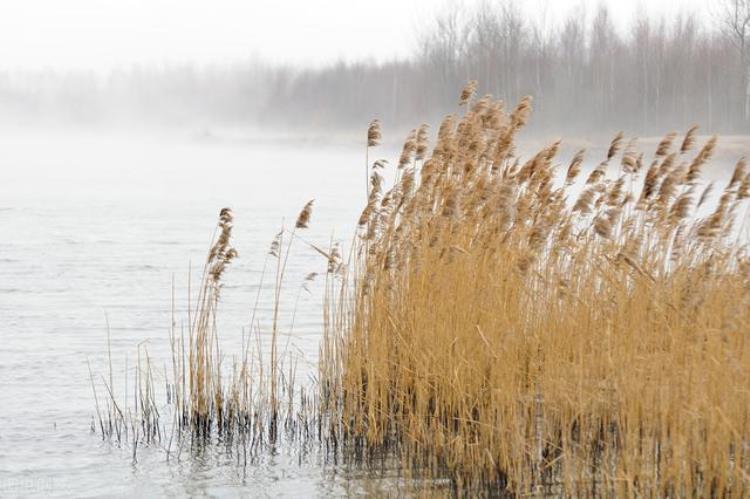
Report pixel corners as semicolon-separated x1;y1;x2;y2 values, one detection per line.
91;82;750;496
321;84;750;495
90;206;324;462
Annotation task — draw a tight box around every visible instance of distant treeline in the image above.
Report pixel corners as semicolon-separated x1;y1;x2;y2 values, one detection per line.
2;2;749;136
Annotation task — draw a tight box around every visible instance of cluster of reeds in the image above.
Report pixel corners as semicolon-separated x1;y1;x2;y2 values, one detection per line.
90;205;327;461
322;82;750;495
90;81;750;495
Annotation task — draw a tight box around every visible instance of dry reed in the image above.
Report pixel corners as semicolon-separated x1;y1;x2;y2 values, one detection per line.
321;83;750;496
91;82;750;496
90;204;323;462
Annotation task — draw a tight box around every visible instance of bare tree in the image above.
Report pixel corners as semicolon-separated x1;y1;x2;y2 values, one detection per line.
4;3;749;134
721;0;750;121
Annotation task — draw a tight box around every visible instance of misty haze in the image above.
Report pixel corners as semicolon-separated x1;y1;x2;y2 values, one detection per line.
1;1;750;497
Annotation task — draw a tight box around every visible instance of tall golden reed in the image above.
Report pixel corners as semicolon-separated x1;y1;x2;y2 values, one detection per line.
323;83;750;496
90;82;750;495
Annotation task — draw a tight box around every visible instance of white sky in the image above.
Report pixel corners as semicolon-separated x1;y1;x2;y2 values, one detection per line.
0;0;712;71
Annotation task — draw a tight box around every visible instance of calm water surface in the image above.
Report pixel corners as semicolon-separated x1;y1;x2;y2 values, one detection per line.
0;130;413;497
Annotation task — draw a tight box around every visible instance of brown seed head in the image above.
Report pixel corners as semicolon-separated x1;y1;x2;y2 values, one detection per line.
739;173;750;199
459;80;478;106
729;158;747;189
398;129;417;169
566;149;585;185
681;125;699;154
415;123;430;161
656;132;677;157
295;199;314;229
367;119;382;147
607;132;624;161
687;136;717;183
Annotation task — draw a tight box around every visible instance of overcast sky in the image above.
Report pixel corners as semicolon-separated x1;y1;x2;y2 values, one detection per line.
0;0;712;71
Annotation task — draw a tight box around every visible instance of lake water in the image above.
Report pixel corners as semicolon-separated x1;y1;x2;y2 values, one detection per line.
0;128;743;497
0;129;405;497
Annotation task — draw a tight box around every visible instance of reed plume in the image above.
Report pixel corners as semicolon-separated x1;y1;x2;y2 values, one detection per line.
366;119;382;198
367;119;382;147
459;80;478;106
681;124;699;153
322;84;750;497
295;199;314;229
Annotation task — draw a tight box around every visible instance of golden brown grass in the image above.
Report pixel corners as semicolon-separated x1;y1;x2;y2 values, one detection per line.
90;82;750;495
322;84;750;495
91;204;321;460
